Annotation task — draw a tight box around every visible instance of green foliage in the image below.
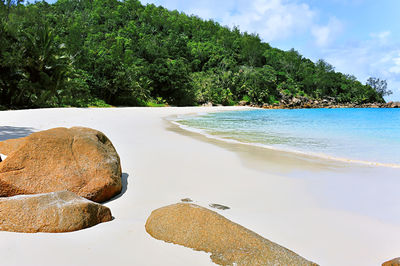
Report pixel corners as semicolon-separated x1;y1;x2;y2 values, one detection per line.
86;98;112;107
241;95;251;102
191;70;236;106
146;102;167;107
145;97;167;107
0;0;386;109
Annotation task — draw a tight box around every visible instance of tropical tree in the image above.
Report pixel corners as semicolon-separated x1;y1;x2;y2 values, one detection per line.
19;24;74;106
366;77;392;99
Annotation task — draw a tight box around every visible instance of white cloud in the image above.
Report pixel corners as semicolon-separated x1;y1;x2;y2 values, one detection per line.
319;33;400;101
311;17;343;47
389;54;400;74
370;30;391;45
222;0;316;42
370;31;391;39
140;0;323;42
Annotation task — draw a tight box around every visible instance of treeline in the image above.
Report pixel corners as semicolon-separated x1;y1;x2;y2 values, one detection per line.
0;0;387;108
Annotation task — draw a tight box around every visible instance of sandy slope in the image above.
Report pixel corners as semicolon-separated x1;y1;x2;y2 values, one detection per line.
0;107;399;266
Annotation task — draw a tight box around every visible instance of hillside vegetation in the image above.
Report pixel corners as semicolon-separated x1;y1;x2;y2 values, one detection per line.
0;0;388;108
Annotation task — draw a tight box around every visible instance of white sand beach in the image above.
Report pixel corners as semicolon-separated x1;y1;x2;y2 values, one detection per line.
0;106;399;266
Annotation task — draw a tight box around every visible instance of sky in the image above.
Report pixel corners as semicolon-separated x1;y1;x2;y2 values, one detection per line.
139;0;400;101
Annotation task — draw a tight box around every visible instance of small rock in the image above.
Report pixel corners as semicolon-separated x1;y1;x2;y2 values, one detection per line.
209;203;230;210
0;191;112;233
292;98;301;105
181;198;193;202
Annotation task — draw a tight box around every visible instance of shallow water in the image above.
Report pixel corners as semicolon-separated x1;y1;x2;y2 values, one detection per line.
177;108;400;166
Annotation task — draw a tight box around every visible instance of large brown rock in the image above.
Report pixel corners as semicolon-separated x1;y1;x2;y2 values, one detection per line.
383;257;400;266
0;191;112;233
145;203;317;266
0;137;26;156
0;127;122;202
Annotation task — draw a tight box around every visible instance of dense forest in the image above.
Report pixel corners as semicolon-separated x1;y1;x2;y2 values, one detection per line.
0;0;391;108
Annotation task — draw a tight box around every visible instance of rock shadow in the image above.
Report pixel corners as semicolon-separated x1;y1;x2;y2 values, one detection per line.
105;172;129;203
0;126;35;141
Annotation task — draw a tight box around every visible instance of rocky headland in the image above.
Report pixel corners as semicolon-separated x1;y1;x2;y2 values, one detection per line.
237;96;400;109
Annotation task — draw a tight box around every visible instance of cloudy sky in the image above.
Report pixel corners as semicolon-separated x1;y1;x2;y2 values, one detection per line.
140;0;400;101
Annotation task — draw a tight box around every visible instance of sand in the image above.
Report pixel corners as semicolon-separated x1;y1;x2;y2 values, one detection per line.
0;106;399;266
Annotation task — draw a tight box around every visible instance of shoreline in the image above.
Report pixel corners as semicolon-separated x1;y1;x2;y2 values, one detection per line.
170;116;400;169
0;106;399;266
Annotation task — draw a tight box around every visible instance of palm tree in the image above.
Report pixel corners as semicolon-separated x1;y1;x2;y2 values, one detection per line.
21;24;72;106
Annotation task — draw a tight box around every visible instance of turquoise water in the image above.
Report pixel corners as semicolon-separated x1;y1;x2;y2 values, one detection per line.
177;108;400;166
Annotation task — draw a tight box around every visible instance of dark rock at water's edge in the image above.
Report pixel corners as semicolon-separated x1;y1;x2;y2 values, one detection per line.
241;96;400;109
384;101;400;108
0;127;122;203
0;191;112;233
146;203;318;266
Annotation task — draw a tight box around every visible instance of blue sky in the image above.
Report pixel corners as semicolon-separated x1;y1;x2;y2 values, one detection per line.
139;0;400;101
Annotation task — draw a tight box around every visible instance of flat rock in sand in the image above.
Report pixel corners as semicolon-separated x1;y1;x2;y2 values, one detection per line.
0;191;112;233
145;203;318;266
0;127;122;202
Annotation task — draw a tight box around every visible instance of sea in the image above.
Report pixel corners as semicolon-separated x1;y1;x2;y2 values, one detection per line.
175;108;400;167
